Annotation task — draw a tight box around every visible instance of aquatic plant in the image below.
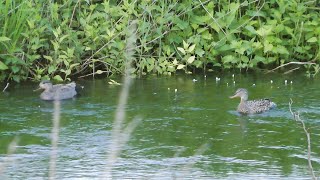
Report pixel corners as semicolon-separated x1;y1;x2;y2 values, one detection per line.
0;0;319;82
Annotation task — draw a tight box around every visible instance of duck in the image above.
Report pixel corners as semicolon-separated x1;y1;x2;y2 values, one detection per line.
36;81;77;100
230;88;276;114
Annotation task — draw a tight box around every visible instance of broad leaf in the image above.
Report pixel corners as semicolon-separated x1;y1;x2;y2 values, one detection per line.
43;55;53;62
0;61;8;70
275;45;289;55
183;40;189;50
263;40;273;53
188;44;196;53
307;37;317;43
177;47;186;54
53;75;63;82
187;56;195;64
177;64;185;69
0;37;11;42
11;66;20;73
245;25;256;35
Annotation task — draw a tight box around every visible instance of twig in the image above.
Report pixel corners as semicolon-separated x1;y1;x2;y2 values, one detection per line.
268;62;316;73
49;99;61;180
283;67;300;74
69;0;80;28
2;83;9;92
289;99;317;180
5;1;27;15
197;0;227;36
180;143;210;178
104;19;139;179
80;31;123;70
0;137;19;175
296;22;304;49
128;30;170;51
77;70;111;79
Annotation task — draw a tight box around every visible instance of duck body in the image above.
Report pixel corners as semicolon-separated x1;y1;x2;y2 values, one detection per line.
38;81;77;100
230;88;276;114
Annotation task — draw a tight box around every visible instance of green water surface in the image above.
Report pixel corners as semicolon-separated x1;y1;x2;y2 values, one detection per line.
0;72;319;179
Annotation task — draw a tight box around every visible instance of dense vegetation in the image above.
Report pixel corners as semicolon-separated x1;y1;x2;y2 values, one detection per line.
0;0;319;82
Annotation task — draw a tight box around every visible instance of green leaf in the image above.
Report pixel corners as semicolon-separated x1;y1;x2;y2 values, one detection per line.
177;64;185;69
307;37;317;43
43;55;53;62
245;25;256;35
247;10;266;17
190;15;211;25
183;40;189;50
187;56;195;64
209;23;220;33
188;44;196;53
173;59;178;65
217;44;232;52
253;55;266;63
222;55;235;64
275;45;289;55
64;69;71;76
147;62;154;72
0;61;8;70
229;3;240;12
12;75;20;82
225;3;239;26
236;47;246;55
263;40;273;53
11;66;20;73
59;34;69;43
241;56;249;63
177;47;186;55
194;60;202;68
48;66;56;74
201;30;212;40
53;75;63;82
174;18;189;30
0;37;11;42
27;20;34;29
195;49;205;57
256;25;273;37
274;24;284;33
53;26;61;38
70;63;80;69
252;41;263;49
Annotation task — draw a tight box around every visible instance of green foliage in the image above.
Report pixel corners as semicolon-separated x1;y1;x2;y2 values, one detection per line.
0;0;320;82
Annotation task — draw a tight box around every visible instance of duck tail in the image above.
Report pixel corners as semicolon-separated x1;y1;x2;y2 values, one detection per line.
75;84;84;95
270;101;277;108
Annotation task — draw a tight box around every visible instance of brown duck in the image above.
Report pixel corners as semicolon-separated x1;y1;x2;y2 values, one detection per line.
230;88;276;114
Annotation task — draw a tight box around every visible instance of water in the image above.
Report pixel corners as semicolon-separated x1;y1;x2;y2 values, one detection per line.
1;72;320;179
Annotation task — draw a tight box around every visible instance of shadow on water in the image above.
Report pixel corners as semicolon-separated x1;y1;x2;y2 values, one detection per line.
0;72;320;179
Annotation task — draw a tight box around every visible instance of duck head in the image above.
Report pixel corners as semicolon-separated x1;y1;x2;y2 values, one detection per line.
230;88;248;101
39;80;53;90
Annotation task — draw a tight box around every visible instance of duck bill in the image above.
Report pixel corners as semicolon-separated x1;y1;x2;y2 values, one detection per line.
33;87;42;92
229;94;237;99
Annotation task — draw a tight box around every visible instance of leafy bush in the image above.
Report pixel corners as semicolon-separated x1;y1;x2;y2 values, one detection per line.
0;0;319;82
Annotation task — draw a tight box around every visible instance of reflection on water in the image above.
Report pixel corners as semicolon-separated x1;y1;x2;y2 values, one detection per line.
0;72;320;179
